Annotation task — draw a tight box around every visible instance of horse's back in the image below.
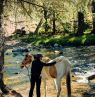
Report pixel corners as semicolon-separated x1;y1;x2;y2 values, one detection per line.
54;56;71;76
49;56;67;78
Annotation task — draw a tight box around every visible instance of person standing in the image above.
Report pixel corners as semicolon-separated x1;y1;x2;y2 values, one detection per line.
29;54;56;97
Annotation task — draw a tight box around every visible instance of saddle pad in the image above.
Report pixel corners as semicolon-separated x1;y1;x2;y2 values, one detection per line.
49;65;57;78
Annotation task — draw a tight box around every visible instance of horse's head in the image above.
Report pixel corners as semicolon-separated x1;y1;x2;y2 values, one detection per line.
21;54;32;68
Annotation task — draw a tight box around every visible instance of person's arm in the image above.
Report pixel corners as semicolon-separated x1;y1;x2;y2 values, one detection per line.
42;61;56;66
48;56;64;63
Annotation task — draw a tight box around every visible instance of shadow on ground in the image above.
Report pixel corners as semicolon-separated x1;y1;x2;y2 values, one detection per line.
82;84;95;97
0;90;23;97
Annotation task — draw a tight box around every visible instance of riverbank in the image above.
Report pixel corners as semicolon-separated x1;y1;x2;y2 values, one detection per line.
1;73;95;97
3;40;95;97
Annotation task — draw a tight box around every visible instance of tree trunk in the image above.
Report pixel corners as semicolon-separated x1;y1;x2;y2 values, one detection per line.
76;12;85;35
34;18;43;35
44;8;48;33
52;11;56;35
73;21;77;33
92;0;95;13
91;14;95;34
0;0;7;91
91;1;95;34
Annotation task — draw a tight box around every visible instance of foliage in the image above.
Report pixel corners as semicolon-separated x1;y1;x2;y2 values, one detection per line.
3;0;95;46
3;0;92;33
17;33;95;47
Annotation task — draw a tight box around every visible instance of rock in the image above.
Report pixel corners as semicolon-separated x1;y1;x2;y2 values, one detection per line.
11;90;23;97
54;50;63;55
5;52;10;55
12;47;29;55
54;43;59;47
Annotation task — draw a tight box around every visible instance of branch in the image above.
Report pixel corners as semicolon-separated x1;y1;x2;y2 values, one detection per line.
7;0;65;12
18;0;33;20
6;0;44;8
19;0;44;8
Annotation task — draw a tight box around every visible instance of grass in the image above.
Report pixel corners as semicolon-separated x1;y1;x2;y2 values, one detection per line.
13;33;95;47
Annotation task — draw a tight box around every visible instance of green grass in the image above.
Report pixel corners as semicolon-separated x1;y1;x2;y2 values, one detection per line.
13;33;95;47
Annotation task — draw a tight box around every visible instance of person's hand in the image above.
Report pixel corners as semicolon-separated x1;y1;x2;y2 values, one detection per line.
50;61;56;65
53;61;56;64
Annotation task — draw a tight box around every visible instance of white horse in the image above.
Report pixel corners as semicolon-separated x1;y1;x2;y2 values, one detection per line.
48;56;71;97
21;55;71;97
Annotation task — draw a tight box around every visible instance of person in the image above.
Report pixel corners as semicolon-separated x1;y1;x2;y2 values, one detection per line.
29;54;56;97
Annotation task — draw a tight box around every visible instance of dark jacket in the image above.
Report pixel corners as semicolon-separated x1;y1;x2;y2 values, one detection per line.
31;59;56;76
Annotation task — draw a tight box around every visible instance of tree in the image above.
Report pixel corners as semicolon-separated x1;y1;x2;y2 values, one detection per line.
76;11;85;35
52;11;56;35
91;0;95;34
0;0;9;94
73;0;91;35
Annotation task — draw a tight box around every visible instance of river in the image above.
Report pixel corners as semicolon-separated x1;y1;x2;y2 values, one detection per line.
4;45;95;84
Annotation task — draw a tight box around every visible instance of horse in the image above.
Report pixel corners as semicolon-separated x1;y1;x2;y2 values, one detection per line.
48;56;71;97
21;55;71;97
21;53;32;69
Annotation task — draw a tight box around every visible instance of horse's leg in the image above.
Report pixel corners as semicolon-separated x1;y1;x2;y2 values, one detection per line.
54;78;61;97
66;71;71;97
54;79;58;92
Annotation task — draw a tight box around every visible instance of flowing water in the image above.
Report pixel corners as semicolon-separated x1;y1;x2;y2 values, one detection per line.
4;46;95;85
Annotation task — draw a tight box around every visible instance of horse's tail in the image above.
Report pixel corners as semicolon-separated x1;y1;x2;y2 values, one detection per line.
66;71;71;97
